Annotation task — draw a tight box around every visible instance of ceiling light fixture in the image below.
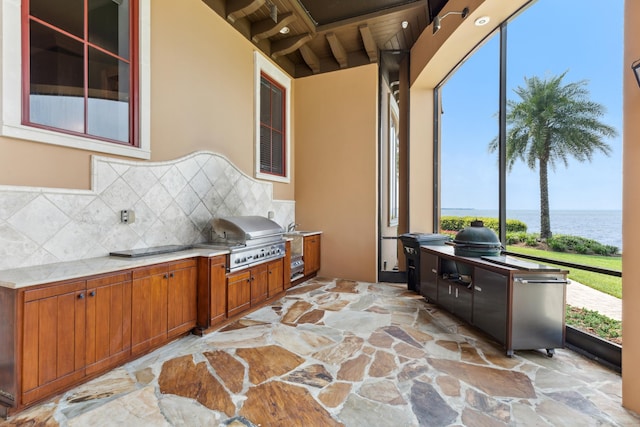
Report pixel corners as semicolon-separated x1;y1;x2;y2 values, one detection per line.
279;26;290;34
401;21;409;29
632;60;640;88
474;16;490;26
433;7;469;34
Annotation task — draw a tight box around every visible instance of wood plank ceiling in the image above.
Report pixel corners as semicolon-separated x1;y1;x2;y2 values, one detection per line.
202;0;449;78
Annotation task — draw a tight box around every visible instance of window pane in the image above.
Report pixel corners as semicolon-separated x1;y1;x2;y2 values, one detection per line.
271;86;283;131
260;125;272;171
440;34;500;227
87;47;130;142
30;0;84;38
260;78;271;125
505;0;622;251
271;131;283;175
29;21;84;133
89;0;130;58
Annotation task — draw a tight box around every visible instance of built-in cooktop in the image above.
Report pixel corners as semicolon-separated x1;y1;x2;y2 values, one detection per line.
109;245;192;258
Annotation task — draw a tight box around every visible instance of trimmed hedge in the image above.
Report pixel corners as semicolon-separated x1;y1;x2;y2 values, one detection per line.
440;216;527;234
547;234;619;256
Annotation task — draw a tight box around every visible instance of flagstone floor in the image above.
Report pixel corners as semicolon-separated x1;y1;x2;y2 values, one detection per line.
2;278;638;427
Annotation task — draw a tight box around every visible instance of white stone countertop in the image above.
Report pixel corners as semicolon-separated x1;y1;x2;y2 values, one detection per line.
284;231;322;237
0;247;229;290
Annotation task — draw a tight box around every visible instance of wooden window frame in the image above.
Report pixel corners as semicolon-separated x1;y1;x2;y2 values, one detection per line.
254;51;291;183
0;0;150;159
259;72;286;177
22;0;138;147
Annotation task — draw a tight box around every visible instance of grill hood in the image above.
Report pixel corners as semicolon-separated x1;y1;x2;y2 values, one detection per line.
212;215;284;243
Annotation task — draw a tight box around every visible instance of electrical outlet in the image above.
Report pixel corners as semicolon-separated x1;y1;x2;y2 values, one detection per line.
121;210;135;224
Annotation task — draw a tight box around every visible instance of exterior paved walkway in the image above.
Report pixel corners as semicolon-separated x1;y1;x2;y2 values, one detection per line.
566;280;622;321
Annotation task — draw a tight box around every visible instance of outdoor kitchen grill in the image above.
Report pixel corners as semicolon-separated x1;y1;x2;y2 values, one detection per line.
198;215;286;272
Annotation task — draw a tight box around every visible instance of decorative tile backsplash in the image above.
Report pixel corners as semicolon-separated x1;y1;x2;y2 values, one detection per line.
0;151;294;270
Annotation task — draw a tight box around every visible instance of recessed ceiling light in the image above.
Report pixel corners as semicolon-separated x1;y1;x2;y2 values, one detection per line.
280;26;290;34
401;21;409;29
474;16;490;26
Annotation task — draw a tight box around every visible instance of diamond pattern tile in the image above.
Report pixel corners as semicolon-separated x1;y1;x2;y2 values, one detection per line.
0;152;295;270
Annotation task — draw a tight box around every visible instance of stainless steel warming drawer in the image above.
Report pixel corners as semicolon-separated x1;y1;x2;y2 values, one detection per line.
420;246;568;357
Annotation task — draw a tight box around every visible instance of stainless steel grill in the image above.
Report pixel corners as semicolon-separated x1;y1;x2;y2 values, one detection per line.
198;215;286;272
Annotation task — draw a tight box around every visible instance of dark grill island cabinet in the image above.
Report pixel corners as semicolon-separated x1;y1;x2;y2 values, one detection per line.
419;245;568;357
399;233;450;292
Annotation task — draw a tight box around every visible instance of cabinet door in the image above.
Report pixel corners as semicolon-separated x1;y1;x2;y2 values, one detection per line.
22;280;87;405
227;270;251;317
419;252;438;302
268;259;284;297
472;268;507;345
251;264;269;306
303;235;321;276
131;265;168;356
437;281;456;313
454;284;473;323
85;271;132;376
209;255;227;326
167;260;197;338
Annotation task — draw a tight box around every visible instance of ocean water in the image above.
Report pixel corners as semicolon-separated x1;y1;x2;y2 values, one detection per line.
441;209;623;250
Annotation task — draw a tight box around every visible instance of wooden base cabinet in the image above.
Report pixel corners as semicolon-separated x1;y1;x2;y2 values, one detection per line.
226;258;286;319
19;270;134;408
196;256;227;330
85;271;132;376
303;234;321;276
131;259;196;356
22;279;88;406
267;259;284;297
0;258;201;417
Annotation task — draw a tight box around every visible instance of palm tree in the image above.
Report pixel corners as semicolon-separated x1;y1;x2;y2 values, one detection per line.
489;71;617;239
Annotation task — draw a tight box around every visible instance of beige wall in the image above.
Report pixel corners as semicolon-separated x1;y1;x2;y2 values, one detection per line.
622;0;640;414
0;0;293;200
294;65;378;282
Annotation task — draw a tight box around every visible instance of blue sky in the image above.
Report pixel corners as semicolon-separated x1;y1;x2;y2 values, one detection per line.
440;0;623;210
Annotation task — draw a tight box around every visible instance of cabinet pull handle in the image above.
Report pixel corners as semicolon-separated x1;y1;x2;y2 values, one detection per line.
164;274;169;279
170;273;174;278
89;291;96;297
431;269;437;274
78;293;85;299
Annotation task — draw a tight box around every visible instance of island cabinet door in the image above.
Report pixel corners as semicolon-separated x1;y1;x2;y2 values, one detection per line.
167;260;197;338
267;259;284;298
22;280;87;406
227;270;251;318
209;256;227;326
85;271;132;376
131;265;168;356
250;264;269;307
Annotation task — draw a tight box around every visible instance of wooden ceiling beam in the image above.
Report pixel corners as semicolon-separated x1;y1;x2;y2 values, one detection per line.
299;44;320;74
271;33;312;59
358;24;378;63
316;2;426;32
251;12;296;42
226;0;266;23
280;0;318;35
326;32;348;69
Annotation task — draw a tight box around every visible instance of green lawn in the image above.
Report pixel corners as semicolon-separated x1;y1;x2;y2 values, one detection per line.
506;245;622;299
